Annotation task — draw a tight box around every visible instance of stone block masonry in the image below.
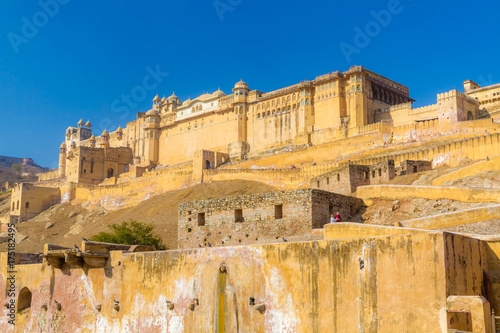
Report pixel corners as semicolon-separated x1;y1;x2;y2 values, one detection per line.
311;159;396;194
178;189;363;249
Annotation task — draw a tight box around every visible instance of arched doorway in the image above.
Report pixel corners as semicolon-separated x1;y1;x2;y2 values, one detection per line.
205;160;211;169
107;168;114;178
18;287;32;312
467;111;474;120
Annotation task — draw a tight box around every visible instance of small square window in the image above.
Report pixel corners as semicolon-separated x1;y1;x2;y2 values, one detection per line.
198;213;205;226
235;209;244;223
275;205;283;219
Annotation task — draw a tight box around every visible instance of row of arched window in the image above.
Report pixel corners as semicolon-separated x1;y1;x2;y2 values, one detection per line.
316;92;337;101
11;200;29;211
256;95;298;110
256;105;299;119
192;105;202;113
180;120;214;133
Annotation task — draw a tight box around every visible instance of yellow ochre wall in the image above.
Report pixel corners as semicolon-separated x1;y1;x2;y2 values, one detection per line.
1;230;488;333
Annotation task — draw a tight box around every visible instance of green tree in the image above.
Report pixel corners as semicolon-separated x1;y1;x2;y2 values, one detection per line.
90;221;167;250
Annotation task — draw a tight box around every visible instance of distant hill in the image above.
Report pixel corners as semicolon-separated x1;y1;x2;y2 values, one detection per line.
0;156;50;187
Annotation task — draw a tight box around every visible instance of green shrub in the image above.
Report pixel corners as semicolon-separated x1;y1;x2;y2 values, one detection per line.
90;221;167;250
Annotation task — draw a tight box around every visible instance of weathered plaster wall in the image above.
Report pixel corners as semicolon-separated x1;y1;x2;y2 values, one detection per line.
2;231;483;333
9;184;60;221
400;205;500;230
357;185;500;204
433;154;500;186
70;170;193;210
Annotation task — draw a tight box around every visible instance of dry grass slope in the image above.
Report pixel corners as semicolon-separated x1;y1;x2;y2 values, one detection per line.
0;180;276;253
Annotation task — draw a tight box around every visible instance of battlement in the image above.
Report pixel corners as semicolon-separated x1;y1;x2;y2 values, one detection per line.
410;103;438;115
390;102;413;111
437;89;477;103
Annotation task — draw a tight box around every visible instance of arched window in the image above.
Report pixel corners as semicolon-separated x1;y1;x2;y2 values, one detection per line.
205;160;211;169
107;168;114;178
25;202;29;209
467;111;474;120
12;202;15;211
18;287;32;312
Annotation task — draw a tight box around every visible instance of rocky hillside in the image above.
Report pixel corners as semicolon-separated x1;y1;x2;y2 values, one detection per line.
0;155;49;186
0;180;277;253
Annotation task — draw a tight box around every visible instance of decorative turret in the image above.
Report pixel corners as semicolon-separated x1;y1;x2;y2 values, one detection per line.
59;142;67;178
233;80;250;103
59;142;66;153
89;135;96;148
167;92;180;103
85;120;92;128
144;108;160;165
100;129;110;147
77;119;85;127
212;88;226;98
116;126;123;140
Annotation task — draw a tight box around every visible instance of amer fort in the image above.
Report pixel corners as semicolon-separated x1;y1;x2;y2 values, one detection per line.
5;65;500;332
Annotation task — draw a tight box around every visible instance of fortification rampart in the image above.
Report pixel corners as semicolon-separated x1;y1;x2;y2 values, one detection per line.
351;131;500;168
0;229;487;332
400;204;500;230
357;185;500;204
68;170;193;210
432;154;500;186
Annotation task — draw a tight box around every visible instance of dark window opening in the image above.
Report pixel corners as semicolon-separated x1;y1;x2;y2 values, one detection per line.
12;202;15;211
198;213;205;226
275;205;283;219
378;169;382;177
25;202;29;209
326;177;329;185
371;170;376;178
235;209;244;223
337;174;340;181
107;168;114;178
188;217;191;222
317;181;320;187
18;287;32;312
364;172;369;180
413;165;418;173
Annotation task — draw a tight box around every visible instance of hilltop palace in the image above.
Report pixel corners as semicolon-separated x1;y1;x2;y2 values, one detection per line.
7;65;500;220
6;66;500;332
34;66;498;186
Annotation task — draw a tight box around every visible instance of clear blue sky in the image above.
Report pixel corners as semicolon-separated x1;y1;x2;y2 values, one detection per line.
0;0;499;168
